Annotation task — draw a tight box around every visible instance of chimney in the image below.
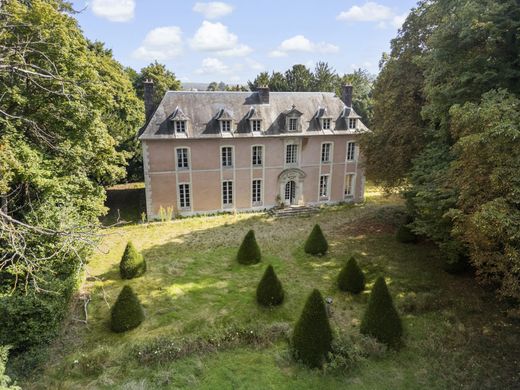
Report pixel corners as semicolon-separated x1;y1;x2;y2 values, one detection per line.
257;86;269;104
341;84;353;107
144;79;154;122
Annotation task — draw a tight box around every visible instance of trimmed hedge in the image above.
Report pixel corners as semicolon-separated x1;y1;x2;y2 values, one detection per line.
338;256;365;294
110;285;144;333
304;224;328;255
237;230;261;265
360;277;402;348
120;241;146;279
256;265;284;306
292;289;333;368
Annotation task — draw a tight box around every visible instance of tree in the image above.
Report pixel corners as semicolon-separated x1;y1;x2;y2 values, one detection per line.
360;277;402;348
110;286;144;333
338;257;365;293
256;265;284;306
292;289;333;368
304;224;328;255
120;242;146;279
247;72;270;91
313;62;338;92
0;346;20;390
237;230;261;265
338;69;375;127
133;61;181;107
285;64;314;92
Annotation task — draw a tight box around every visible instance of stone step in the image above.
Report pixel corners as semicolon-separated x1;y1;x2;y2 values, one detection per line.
268;206;319;218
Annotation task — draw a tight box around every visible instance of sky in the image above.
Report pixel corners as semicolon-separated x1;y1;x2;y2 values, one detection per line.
71;0;419;84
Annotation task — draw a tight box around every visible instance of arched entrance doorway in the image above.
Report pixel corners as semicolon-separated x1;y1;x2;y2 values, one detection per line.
278;168;306;206
285;180;296;205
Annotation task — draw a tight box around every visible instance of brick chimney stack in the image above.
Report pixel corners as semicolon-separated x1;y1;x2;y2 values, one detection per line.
144;79;154;122
257;86;270;104
341;85;353;107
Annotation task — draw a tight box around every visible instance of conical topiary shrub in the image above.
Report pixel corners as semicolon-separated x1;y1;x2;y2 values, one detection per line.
237;230;261;265
292;289;333;368
120;241;146;279
338;256;365;294
304;224;328;255
256;265;284;306
110;285;144;333
360;276;402;348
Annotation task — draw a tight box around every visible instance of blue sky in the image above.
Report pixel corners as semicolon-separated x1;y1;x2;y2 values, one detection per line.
72;0;418;84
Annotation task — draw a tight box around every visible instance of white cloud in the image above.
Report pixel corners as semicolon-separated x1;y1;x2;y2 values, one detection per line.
190;21;252;57
132;26;183;60
391;13;407;28
193;2;233;19
269;35;339;57
218;44;253;57
337;2;406;29
195;57;231;75
245;58;264;71
91;0;135;22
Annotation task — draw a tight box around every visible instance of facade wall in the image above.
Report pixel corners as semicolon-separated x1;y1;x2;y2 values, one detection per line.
143;135;365;218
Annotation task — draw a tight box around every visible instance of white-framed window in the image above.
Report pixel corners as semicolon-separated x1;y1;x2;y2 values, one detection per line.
252;145;263;166
222;180;233;206
349;118;357;129
220;120;232;132
252;179;262;204
178;183;190;209
321;143;332;163
175;120;186;133
345;174;355;197
251;120;262;132
176;147;189;169
286;144;298;164
346;142;356;161
288;117;298;131
319;175;329;198
322;118;331;130
221;146;233;168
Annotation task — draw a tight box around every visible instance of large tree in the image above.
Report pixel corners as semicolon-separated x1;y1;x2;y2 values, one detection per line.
132;61;181;106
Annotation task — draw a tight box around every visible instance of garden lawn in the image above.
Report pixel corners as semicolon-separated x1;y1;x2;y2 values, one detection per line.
19;188;520;389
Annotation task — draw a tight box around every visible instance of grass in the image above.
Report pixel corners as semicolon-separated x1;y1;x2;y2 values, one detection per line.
18;186;520;389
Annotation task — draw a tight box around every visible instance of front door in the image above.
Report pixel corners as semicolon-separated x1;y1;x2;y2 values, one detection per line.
285;180;296;205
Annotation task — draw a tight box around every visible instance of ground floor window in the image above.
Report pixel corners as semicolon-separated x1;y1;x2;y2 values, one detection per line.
179;183;190;209
344;174;355;197
222;180;233;207
252;179;262;204
319;175;329;198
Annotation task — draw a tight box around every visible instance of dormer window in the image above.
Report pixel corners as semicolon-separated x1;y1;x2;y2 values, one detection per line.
322;118;331;130
349;118;357;129
251;119;261;132
284;105;303;132
175;120;186;133
288;118;298;131
220;120;232;132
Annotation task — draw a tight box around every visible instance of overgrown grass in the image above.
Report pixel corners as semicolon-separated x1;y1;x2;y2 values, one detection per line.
17;186;520;389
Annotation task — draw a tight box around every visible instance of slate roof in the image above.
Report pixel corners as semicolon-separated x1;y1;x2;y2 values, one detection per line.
139;91;368;140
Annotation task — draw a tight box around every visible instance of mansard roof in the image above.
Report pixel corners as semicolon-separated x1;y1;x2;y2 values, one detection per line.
139;91;368;139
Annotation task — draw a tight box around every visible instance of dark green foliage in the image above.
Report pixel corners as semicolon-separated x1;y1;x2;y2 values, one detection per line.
236;230;261;265
360;277;402;348
304;224;328;255
396;224;418;243
338;257;365;294
292;289;333;368
120;242;146;279
256;265;284;306
110;286;144;333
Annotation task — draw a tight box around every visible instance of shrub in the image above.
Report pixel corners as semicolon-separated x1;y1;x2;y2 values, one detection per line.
110;286;144;333
236;230;261;265
396;224;418;243
304;224;328;255
292;289;333;368
256;265;284;306
360;277;402;348
120;241;146;279
0;346;21;389
338;257;365;294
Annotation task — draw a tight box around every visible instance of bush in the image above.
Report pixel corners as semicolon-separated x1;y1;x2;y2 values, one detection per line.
360;277;402;348
256;265;284;306
0;346;21;389
236;230;261;265
120;241;146;279
338;257;365;294
110;286;144;333
304;224;328;255
292;289;333;368
396;224;418;243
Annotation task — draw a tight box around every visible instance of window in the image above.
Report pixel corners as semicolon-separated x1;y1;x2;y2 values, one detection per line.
176;148;189;169
251;120;261;132
252;145;263;166
345;174;355;197
221;146;233;167
286;144;298;164
319;175;329;198
349;118;357;129
175;120;186;133
222;181;233;206
221;120;231;132
346;142;356;161
322;118;331;130
252;179;262;204
321;143;332;163
288;117;298;131
178;183;190;208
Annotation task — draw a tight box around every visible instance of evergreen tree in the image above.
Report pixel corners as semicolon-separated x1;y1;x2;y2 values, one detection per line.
304;224;328;255
338;257;365;294
256;265;284;306
292;289;333;368
237;230;261;265
120;241;146;279
396;224;418;243
110;286;144;333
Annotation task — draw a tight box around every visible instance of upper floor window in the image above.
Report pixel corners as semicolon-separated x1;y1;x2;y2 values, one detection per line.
286;144;298;164
252;145;263;166
349;118;357;129
176;148;189;169
322;118;331;130
220;120;232;132
221;146;233;167
288;118;298;131
346;142;356;161
321;143;332;163
319;175;329;198
175;120;186;133
178;183;190;209
251;120;262;132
